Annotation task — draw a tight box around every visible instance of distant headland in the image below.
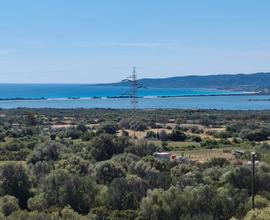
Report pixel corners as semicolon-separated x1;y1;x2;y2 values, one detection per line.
94;72;270;94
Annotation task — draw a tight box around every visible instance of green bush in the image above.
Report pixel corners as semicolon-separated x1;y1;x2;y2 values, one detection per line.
0;195;20;216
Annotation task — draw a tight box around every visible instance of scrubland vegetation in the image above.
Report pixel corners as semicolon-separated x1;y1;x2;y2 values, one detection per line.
0;109;270;219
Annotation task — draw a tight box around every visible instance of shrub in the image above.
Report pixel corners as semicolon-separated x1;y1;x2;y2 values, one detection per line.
99;123;118;135
94;161;126;184
0;195;20;216
240;129;270;142
170;129;186;141
0;163;31;209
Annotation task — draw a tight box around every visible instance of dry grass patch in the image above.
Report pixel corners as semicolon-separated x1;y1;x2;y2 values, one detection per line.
172;148;236;163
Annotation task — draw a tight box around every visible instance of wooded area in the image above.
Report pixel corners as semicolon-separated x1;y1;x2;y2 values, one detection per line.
0;109;270;219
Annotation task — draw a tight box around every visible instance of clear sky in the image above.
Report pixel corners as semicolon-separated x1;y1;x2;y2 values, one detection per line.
1;0;270;83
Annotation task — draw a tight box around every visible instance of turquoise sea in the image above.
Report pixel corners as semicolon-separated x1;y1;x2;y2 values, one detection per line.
0;84;269;110
0;84;242;99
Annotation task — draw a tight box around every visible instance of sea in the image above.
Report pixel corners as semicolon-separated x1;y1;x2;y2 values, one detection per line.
0;84;269;110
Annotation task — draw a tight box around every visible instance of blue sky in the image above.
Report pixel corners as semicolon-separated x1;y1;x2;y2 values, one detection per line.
1;0;270;83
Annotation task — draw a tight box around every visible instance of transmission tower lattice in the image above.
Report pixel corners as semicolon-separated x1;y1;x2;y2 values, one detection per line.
122;66;145;138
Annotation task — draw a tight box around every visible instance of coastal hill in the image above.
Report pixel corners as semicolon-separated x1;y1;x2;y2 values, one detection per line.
101;72;270;91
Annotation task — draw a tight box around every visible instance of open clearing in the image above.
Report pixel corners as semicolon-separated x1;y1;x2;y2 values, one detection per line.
171;148;236;163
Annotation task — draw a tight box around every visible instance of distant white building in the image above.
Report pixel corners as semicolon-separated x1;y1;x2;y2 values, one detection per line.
154;152;172;161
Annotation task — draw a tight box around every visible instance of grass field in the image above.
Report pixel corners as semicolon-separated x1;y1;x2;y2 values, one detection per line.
171;148;236;163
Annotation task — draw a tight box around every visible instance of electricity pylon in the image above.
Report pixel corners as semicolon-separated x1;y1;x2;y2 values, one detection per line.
121;66;145;138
